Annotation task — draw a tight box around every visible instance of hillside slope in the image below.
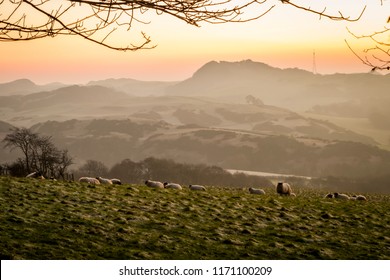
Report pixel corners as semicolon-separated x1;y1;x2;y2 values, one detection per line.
1;176;389;260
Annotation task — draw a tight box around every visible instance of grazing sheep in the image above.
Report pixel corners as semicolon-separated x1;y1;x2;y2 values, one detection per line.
111;178;122;185
350;194;367;201
324;193;334;199
276;182;293;196
334;193;350;200
248;187;265;195
97;176;113;185
189;184;206;191
26;171;44;179
145;180;164;189
79;177;100;185
356;195;367;201
164;182;182;190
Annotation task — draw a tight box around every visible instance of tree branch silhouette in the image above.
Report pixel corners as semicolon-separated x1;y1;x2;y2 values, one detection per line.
0;0;369;52
346;26;390;71
0;0;277;51
1;0;387;70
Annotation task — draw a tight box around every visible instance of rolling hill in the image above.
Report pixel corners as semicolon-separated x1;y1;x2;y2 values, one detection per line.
0;85;376;145
167;60;390;111
0;79;66;96
20;118;390;181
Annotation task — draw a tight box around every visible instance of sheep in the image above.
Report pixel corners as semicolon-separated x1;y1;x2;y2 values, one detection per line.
145;180;164;189
111;178;122;185
97;176;113;185
79;177;100;185
189;184;206;191
276;182;293;196
26;171;44;179
164;182;182;190
356;195;367;201
248;187;265;195
334;193;350;200
350;194;367;201
324;193;334;199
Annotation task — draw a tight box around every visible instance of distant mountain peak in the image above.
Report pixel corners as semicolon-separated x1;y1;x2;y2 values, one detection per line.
193;60;275;77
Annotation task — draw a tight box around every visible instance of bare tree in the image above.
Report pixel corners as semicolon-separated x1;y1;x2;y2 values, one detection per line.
2;128;39;173
2;128;74;177
56;149;73;180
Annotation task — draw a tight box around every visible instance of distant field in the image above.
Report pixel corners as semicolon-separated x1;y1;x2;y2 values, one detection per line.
303;113;390;151
1;176;389;260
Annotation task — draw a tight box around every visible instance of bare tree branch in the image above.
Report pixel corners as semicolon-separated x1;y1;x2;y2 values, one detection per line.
2;0;387;72
346;22;390;71
280;0;366;22
0;0;278;51
0;0;369;52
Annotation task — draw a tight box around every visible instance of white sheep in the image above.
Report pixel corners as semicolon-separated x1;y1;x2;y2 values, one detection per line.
248;187;265;195
26;171;44;179
97;176;113;185
334;193;350;200
276;182;293;195
79;177;100;185
145;180;164;189
356;195;367;201
111;178;122;185
189;184;206;191
164;182;182;190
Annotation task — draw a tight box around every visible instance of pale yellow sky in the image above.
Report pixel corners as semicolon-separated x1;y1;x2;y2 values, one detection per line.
0;0;388;84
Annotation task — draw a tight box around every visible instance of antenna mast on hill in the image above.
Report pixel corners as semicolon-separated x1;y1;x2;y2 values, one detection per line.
312;50;317;74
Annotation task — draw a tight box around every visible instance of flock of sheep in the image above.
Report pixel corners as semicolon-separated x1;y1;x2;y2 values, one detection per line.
79;177;368;200
26;171;367;200
78;177;297;196
324;192;367;200
78;176;122;185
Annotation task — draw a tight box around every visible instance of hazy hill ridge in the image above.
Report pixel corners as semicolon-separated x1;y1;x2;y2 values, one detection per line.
0;79;66;96
168;60;390;111
20;118;390;180
0;86;375;145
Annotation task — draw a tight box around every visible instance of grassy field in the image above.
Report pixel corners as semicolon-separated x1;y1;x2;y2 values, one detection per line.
1;176;389;260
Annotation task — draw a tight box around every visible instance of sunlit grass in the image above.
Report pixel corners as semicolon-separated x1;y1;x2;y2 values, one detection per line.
1;176;389;260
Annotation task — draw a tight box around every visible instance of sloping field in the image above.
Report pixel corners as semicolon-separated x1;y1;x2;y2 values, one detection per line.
0;176;389;260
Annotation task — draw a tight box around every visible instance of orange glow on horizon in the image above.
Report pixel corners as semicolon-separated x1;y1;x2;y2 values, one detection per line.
0;0;387;84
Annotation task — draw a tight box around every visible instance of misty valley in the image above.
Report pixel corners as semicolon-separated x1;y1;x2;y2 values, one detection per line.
1;60;390;260
1;60;390;193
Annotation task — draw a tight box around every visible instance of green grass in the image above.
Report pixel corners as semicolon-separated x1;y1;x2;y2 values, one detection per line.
1;176;389;260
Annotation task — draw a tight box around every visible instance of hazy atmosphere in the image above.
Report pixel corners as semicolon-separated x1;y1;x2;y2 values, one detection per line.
1;0;390;261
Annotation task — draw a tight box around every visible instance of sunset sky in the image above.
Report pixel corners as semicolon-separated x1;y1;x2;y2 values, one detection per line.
0;0;388;84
